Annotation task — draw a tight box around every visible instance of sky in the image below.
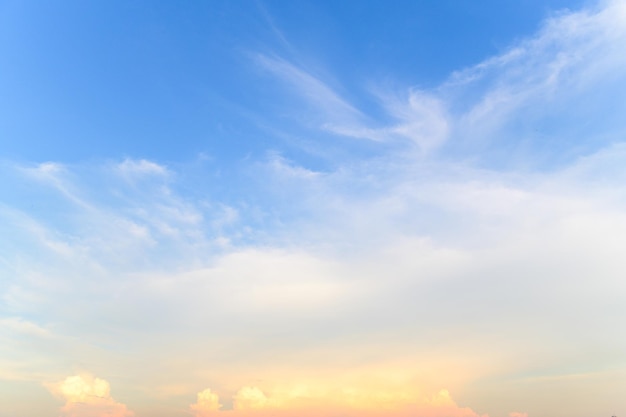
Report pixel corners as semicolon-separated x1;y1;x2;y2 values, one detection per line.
1;0;626;416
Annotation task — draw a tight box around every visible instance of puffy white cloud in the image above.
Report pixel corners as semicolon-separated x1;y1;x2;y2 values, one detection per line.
233;386;273;410
190;388;222;416
48;374;133;417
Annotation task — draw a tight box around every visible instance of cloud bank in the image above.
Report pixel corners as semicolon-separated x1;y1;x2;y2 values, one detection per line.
191;385;488;417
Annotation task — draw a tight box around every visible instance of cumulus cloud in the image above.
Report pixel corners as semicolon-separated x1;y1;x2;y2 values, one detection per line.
192;385;486;417
233;386;274;410
190;388;222;416
47;374;133;417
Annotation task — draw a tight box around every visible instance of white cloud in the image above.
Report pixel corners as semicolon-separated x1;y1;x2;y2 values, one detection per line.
385;90;449;150
0;317;51;338
440;0;626;157
47;374;133;417
254;54;362;123
2;2;626;416
323;89;449;150
233;386;273;410
255;0;626;159
116;158;169;179
266;152;322;180
191;388;222;416
255;54;450;150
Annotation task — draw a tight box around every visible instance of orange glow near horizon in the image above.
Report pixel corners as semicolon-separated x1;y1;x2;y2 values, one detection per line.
46;373;515;417
189;385;488;417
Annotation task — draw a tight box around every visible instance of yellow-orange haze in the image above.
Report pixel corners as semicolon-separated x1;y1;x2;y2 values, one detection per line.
191;385;489;417
47;373;528;417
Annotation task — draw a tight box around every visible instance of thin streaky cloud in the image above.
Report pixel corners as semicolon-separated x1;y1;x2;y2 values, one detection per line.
254;53;363;121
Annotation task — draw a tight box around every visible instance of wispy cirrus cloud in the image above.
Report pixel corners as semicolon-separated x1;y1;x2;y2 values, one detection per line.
115;158;170;181
254;53;451;150
439;0;626;161
254;54;361;120
254;0;626;161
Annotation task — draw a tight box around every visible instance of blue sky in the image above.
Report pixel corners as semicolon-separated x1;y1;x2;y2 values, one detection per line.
1;0;588;164
2;1;626;417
